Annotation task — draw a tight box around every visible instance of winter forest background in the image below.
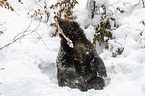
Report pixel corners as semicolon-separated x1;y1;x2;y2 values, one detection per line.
0;0;145;96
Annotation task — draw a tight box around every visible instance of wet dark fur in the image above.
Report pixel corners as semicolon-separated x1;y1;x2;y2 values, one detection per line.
55;16;107;91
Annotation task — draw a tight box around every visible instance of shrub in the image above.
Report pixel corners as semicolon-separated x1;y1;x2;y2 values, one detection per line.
87;1;119;47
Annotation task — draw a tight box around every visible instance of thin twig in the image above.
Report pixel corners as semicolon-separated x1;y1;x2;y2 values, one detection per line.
0;22;6;26
34;0;42;8
34;31;49;50
0;29;7;32
13;19;33;40
0;20;41;50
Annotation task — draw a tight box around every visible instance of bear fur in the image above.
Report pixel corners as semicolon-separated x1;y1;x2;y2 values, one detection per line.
55;16;107;91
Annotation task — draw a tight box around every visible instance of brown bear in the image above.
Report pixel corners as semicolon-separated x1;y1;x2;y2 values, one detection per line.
55;16;107;91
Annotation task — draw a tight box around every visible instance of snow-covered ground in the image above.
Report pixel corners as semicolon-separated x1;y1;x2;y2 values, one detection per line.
0;0;145;96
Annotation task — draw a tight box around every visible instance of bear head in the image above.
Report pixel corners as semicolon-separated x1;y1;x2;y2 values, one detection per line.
54;16;86;43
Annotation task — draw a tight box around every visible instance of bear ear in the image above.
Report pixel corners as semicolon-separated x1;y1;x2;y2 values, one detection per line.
73;21;80;28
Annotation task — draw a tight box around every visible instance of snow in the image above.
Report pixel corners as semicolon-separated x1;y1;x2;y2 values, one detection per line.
0;0;145;96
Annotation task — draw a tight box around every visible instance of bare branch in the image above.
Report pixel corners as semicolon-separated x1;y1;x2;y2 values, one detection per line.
13;19;33;40
0;20;41;50
34;31;50;50
0;22;6;26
